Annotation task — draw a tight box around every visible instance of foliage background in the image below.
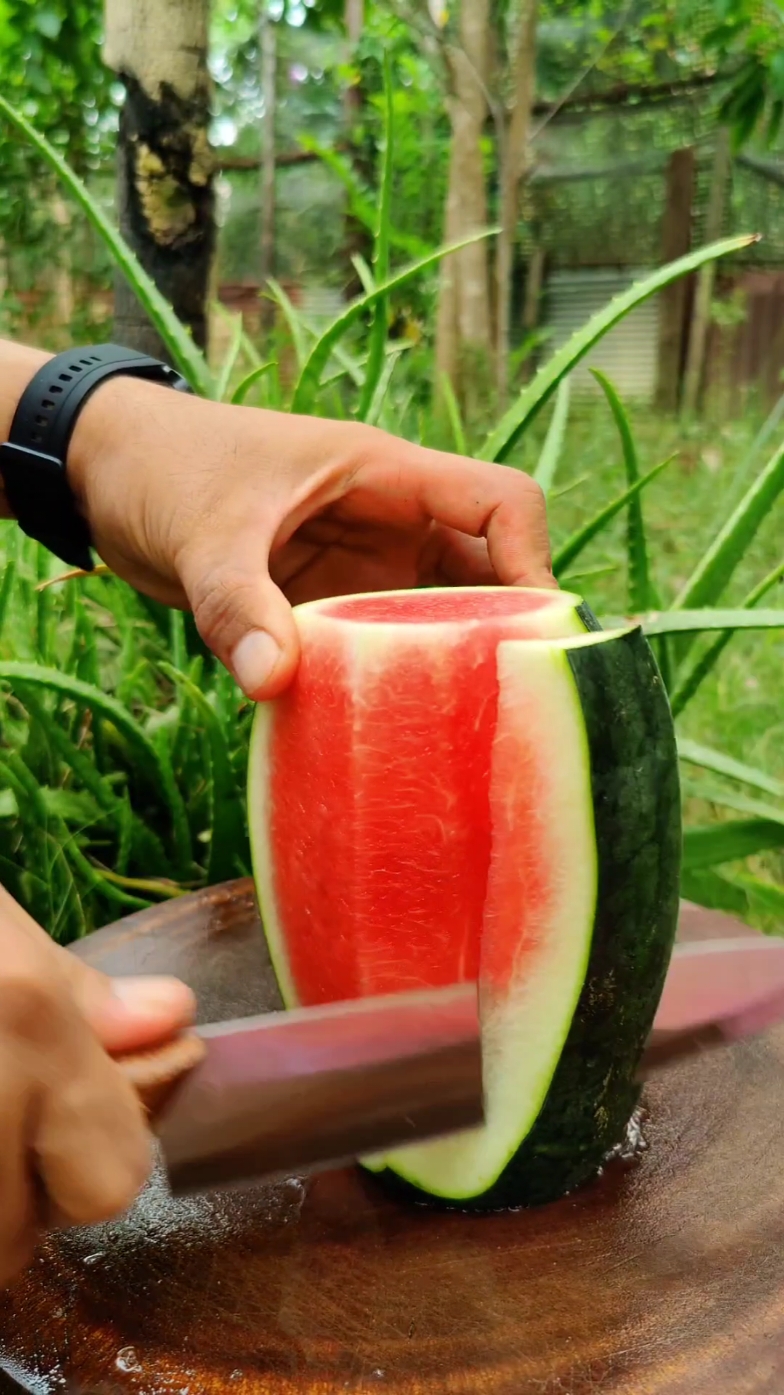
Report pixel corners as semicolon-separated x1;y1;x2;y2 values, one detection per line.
2;0;784;940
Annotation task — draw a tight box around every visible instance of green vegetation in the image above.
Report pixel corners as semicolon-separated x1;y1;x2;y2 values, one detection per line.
2;6;784;942
5;385;784;942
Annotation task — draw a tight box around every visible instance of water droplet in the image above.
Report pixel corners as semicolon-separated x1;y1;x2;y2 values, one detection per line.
116;1346;142;1374
372;1371;385;1380
83;1251;105;1266
229;1373;243;1382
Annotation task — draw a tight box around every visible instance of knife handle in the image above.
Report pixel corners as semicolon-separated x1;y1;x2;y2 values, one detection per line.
114;1032;206;1121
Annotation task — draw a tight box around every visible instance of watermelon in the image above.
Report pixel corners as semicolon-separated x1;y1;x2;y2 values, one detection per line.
248;587;681;1209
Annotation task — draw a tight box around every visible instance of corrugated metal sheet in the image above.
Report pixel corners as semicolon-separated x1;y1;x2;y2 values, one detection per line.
298;285;345;325
542;268;659;402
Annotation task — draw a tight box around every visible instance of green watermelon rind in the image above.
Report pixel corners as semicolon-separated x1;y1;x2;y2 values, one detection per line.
372;624;681;1209
248;591;681;1210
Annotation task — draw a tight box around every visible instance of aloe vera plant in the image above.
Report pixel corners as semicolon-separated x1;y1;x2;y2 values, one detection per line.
1;93;783;938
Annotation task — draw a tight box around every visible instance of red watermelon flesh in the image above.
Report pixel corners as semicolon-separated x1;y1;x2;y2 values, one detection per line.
249;586;587;1010
249;586;680;1204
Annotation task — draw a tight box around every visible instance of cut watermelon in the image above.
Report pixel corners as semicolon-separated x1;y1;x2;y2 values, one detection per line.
248;587;681;1208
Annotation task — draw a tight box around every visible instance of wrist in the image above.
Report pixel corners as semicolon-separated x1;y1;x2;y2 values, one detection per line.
67;374;176;521
0;341;52;519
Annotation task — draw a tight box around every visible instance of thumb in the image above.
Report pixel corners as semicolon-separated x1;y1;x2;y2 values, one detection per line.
58;951;196;1056
179;532;300;700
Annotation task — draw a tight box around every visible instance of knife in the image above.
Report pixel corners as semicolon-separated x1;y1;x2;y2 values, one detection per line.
118;981;484;1196
117;935;784;1197
640;935;784;1078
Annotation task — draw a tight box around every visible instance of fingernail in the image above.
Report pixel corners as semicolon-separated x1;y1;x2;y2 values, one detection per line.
230;630;281;697
111;977;191;1018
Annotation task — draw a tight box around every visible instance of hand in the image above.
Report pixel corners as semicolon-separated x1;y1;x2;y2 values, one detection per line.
68;381;555;699
0;883;194;1287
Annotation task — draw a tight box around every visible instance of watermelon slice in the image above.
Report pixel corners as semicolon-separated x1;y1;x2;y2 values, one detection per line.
248;587;681;1208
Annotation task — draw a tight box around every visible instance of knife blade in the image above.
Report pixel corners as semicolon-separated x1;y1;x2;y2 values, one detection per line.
117;935;784;1197
119;981;483;1196
639;935;784;1079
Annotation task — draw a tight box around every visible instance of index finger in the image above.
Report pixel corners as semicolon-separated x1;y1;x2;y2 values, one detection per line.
367;444;555;589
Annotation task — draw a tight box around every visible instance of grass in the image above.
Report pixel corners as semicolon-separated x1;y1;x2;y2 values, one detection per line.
522;397;784;933
0;531;251;940
537;403;784;781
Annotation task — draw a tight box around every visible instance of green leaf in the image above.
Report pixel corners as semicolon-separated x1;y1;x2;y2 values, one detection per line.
533;377;571;497
0;752;64;932
724;870;784;922
636;608;784;637
351;254;376;295
439;373;467;456
265;278;311;371
677;739;784;800
40;787;104;825
560;563;619;586
90;866;187;900
550;473;590;502
357;51;394;423
160;663;245;884
590;369;655;613
670;559;784;718
152;726;193;878
680;866;751;917
683;819;784;870
673;439;784;625
15;683;162;867
66;841;150;913
290;228;498;416
709;390;784;528
170;610;187;676
682;778;784;827
365;345;409;428
0;662;163;786
552;456;672;577
0;96;214;397
296;135;431;261
34;10;62;38
215;313;244;402
480;235;757;463
212;300;265;373
0;559;16;644
231;361;276;405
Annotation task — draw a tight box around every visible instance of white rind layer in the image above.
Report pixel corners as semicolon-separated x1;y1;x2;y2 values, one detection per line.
247;593;623;1200
371;636;598;1197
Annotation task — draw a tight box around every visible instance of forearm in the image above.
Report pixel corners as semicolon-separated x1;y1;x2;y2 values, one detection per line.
0;338;51;518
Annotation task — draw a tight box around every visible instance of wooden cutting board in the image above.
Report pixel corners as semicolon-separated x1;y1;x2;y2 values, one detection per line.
1;881;783;1395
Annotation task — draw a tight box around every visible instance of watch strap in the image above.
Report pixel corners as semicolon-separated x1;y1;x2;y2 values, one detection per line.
0;344;191;571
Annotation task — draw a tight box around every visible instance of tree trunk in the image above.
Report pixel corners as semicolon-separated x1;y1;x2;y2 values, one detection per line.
522;243;545;334
51;194;74;333
259;3;277;335
434;0;492;405
104;0;215;358
435;130;465;394
495;0;537;404
682;130;731;415
656;147;695;411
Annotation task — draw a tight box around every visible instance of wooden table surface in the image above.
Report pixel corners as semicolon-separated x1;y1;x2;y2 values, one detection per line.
1;881;783;1395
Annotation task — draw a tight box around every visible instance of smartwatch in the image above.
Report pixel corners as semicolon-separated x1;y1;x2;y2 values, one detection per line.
0;344;192;571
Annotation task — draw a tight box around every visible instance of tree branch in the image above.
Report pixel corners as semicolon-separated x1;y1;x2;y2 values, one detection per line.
531;71;722;120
